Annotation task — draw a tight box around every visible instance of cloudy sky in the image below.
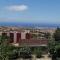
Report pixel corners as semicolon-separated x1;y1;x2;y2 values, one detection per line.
0;0;60;24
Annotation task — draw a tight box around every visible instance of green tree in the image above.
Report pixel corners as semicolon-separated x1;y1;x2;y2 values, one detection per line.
19;46;31;58
33;47;42;58
0;35;17;60
48;39;56;54
48;28;60;58
55;44;60;57
54;27;60;41
0;35;10;60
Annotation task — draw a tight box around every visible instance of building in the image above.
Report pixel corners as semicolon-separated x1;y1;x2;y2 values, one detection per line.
0;26;55;47
0;31;48;47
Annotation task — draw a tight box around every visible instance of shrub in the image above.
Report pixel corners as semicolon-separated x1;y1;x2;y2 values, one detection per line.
19;46;32;58
33;47;42;58
55;44;60;57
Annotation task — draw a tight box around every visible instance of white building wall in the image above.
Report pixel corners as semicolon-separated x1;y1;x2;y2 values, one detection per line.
0;32;2;36
7;32;10;36
21;32;26;39
14;32;17;43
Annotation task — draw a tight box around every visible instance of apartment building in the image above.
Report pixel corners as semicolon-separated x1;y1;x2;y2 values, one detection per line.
0;27;55;47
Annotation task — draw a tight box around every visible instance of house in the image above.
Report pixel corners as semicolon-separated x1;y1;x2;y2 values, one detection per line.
0;29;48;47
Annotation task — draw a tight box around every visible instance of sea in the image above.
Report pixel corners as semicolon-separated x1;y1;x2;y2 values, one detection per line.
0;22;60;29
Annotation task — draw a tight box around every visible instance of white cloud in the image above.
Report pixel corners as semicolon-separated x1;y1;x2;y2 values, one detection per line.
6;5;28;11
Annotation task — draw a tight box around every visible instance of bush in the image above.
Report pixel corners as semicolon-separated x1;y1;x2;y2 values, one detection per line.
33;47;42;58
19;46;32;58
36;48;42;58
8;50;19;60
55;44;60;57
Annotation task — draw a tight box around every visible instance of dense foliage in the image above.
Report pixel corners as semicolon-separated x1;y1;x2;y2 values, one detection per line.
48;27;60;59
0;35;18;60
54;27;60;41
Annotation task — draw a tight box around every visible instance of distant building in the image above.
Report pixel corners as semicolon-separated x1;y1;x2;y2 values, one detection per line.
0;27;55;47
0;31;48;47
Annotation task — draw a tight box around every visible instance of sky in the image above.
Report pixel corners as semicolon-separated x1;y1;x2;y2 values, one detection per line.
0;0;60;24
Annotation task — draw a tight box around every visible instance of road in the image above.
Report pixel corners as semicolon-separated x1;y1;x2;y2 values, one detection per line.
17;54;51;60
37;54;51;60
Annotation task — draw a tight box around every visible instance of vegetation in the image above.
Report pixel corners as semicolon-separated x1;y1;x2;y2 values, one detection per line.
55;44;60;57
54;27;60;41
0;35;19;60
19;46;32;58
48;27;60;59
36;48;42;58
48;39;55;54
2;27;60;60
32;47;43;58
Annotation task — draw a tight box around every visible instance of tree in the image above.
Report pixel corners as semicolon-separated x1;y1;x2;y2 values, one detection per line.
48;39;56;55
32;47;42;58
0;35;17;60
54;27;60;41
55;43;60;57
0;35;10;60
19;46;32;58
48;28;60;59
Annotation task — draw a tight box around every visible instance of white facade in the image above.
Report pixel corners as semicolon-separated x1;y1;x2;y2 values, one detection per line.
21;32;26;39
14;32;17;43
0;32;2;35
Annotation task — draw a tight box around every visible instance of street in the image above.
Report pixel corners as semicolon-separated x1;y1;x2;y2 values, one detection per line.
17;54;51;60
